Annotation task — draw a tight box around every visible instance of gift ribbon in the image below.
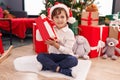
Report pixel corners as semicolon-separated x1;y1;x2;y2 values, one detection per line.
81;12;99;25
40;14;57;39
90;25;105;57
34;23;43;41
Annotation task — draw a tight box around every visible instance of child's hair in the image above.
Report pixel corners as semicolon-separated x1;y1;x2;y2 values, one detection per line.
51;7;68;19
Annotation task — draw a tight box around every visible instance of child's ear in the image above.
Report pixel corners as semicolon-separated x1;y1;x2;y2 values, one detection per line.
66;17;69;20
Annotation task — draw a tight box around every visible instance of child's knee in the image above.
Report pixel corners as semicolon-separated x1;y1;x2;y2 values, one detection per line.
68;56;78;66
36;53;45;61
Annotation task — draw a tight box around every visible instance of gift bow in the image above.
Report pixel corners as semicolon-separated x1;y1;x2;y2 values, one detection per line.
91;40;105;55
90;25;105;57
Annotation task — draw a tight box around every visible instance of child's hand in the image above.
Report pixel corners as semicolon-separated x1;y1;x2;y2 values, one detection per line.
45;38;60;49
45;38;56;46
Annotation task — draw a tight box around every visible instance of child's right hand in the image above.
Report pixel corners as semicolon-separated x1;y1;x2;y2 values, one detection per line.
45;38;56;46
45;38;60;49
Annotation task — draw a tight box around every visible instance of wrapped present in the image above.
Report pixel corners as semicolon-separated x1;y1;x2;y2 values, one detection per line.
108;21;120;56
109;26;119;39
0;7;3;18
116;32;120;56
109;20;120;39
68;20;79;35
0;33;4;55
79;25;109;58
33;23;48;54
35;14;57;41
81;12;99;26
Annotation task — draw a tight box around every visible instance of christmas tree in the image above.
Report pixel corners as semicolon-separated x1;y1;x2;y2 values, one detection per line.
41;0;95;24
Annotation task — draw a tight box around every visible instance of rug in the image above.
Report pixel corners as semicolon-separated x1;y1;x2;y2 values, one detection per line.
13;55;92;80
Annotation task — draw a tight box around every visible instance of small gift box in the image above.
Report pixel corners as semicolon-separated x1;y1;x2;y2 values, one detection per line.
81;12;99;26
35;14;57;41
79;25;109;58
109;20;120;56
109;27;119;40
109;20;120;39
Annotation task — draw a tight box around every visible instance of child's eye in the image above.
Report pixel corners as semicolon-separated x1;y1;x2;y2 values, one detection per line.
61;16;65;18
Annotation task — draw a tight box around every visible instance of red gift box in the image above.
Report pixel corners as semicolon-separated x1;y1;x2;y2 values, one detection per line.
0;7;3;18
116;32;120;56
35;14;56;41
108;25;120;56
33;23;48;54
79;25;109;58
0;33;4;54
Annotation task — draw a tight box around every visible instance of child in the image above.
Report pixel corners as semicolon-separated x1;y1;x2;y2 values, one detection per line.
36;3;78;77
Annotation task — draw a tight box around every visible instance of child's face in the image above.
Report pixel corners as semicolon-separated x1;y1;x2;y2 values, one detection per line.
52;10;68;29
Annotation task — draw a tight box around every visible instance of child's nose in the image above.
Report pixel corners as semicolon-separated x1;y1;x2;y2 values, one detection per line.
58;18;62;21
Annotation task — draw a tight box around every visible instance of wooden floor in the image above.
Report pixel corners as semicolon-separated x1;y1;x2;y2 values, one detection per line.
0;44;120;80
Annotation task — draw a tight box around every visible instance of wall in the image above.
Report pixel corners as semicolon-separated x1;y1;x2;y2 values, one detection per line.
7;0;23;11
0;0;23;11
0;0;7;3
1;0;120;14
0;0;7;9
114;0;120;13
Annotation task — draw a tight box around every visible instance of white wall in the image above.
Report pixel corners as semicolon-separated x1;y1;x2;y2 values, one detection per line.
24;0;45;15
94;0;113;16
